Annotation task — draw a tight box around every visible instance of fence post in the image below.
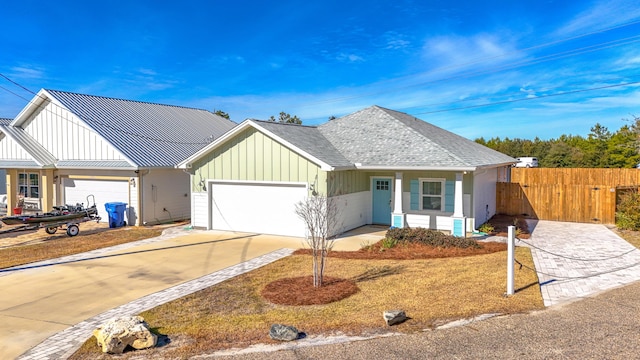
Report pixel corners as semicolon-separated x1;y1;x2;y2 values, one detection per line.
506;225;515;296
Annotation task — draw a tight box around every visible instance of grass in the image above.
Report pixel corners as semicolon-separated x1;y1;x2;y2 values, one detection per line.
0;227;163;269
615;228;640;248
70;241;543;359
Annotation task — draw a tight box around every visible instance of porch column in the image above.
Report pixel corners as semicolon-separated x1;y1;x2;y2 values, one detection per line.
41;169;55;212
7;169;17;215
453;172;464;217
391;172;406;228
451;172;466;237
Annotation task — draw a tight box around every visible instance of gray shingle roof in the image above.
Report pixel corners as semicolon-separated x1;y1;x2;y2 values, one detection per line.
318;106;515;168
252;120;352;168
45;89;237;167
0;125;57;166
0;118;12;126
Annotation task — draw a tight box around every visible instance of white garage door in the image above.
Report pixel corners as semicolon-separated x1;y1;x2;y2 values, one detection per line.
63;178;129;221
210;182;307;237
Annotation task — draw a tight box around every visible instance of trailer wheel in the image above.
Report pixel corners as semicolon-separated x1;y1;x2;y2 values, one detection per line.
66;224;79;237
45;227;58;234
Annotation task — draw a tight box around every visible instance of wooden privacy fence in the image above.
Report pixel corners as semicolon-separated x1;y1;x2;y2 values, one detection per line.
497;168;640;224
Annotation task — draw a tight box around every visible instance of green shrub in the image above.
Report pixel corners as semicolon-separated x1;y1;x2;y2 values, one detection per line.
380;237;398;250
477;222;494;234
384;227;480;249
616;192;640;230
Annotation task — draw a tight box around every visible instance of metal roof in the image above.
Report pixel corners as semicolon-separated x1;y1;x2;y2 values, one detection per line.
0;125;57;166
44;89;237;167
55;160;135;169
318;106;515;168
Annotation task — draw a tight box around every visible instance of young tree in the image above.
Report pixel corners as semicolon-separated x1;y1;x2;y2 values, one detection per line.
294;193;339;287
213;109;230;119
268;112;302;124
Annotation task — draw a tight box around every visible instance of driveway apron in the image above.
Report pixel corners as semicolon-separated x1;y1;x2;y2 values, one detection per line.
523;220;640;307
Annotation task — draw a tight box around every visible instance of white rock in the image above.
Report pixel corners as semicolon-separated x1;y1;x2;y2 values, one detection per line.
93;315;157;354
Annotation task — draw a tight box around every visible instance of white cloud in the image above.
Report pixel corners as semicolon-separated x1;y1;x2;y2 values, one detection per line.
555;0;640;36
421;33;523;74
336;53;364;63
9;66;45;80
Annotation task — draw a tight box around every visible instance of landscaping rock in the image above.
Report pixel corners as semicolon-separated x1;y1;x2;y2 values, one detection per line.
383;310;408;326
93;315;157;354
269;323;299;341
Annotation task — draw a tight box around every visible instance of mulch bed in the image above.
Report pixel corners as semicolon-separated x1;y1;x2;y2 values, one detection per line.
261;275;360;306
293;241;507;260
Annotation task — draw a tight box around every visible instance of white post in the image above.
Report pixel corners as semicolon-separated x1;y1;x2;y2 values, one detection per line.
393;172;403;213
453;172;464;217
506;225;515;296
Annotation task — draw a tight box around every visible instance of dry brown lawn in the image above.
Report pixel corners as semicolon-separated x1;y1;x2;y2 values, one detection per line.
70;239;543;359
0;225;164;269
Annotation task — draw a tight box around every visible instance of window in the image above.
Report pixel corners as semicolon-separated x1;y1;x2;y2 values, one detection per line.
19;173;40;199
420;178;445;211
375;180;389;191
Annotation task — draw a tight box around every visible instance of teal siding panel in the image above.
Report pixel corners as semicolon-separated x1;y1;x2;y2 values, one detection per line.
445;180;455;212
410;180;419;210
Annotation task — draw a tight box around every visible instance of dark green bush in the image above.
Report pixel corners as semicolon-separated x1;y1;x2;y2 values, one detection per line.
384;227;480;249
616;192;640;230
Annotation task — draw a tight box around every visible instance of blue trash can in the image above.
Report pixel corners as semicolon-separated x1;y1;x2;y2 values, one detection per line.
105;202;127;228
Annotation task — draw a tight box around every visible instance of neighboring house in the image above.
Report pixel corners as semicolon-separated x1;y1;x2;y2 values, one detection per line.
0;89;236;224
178;105;516;237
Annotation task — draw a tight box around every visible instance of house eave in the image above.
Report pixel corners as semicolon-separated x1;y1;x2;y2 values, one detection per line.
354;165;479;172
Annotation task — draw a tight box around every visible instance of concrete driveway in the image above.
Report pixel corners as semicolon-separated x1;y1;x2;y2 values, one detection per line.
1;226;373;359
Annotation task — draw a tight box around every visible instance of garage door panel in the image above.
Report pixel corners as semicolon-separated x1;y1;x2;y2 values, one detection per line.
210;182;307;237
63;179;129;221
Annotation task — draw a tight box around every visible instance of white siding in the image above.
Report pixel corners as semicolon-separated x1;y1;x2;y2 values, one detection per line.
141;169;190;225
0;134;35;160
22;101;126;161
331;191;370;235
473;168;498;228
191;191;208;228
128;179;139;226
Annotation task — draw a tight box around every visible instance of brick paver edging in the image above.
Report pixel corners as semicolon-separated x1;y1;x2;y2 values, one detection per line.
17;248;295;360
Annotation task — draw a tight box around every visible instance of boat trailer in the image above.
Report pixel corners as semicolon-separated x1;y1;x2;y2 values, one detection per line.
0;195;102;237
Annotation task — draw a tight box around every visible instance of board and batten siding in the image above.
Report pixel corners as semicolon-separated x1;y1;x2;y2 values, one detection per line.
21;100;126;161
0;134;35;160
191;127;327;193
327;170;369;196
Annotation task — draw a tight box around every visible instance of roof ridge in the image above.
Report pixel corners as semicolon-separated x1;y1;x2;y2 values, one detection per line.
250;119;317;128
44;89;213;113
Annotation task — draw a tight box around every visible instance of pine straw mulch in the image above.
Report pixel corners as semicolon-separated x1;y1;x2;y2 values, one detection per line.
485;214;532;239
264;240;508;306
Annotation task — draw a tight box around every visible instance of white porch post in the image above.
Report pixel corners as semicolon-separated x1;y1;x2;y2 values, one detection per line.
453;172;464;217
391;172;405;227
452;172;466;237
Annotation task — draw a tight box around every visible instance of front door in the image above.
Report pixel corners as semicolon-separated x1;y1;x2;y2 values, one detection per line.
372;178;392;225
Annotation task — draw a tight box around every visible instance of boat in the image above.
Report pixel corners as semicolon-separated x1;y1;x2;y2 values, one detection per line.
1;204;99;226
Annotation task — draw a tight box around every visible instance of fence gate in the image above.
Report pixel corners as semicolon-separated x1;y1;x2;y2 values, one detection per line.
496;182;617;224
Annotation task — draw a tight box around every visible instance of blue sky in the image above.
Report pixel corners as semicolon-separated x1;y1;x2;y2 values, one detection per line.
2;0;640;140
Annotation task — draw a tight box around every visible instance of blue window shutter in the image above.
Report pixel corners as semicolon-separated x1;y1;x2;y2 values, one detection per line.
410;180;419;210
445;180;455;212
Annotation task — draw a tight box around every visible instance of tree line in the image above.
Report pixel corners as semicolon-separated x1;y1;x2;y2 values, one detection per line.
475;117;640;168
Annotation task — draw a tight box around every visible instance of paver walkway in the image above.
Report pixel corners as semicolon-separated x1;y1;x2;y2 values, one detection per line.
520;220;640;306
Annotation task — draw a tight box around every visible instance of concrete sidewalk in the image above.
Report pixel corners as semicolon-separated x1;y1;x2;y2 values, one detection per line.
0;226;373;359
